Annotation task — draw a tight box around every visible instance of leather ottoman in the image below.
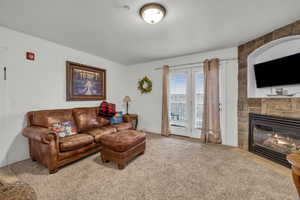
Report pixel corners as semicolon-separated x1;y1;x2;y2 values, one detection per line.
99;130;146;169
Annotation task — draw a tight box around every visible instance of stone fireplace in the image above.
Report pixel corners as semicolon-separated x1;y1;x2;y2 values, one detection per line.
238;19;300;150
249;113;300;167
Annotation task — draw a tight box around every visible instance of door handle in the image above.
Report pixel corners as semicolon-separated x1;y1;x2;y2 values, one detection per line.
4;67;6;80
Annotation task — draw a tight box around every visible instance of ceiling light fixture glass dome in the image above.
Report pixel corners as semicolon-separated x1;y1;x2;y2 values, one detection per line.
140;3;166;24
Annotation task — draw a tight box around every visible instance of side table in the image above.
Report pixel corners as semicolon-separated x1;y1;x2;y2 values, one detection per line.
287;153;300;198
123;114;138;130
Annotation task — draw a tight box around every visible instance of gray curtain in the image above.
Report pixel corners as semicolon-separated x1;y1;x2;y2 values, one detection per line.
161;65;170;136
201;59;221;144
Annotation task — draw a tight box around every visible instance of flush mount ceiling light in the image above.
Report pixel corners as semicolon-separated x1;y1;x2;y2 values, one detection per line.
139;3;166;24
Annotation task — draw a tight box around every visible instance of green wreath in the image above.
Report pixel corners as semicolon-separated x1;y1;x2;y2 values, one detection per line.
138;76;152;94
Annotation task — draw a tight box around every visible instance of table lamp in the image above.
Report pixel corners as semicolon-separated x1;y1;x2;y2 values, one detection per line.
123;96;132;115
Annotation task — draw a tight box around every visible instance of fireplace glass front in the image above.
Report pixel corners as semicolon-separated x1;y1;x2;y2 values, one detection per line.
253;124;300;155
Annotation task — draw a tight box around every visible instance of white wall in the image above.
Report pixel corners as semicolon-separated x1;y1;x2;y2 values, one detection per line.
126;47;238;146
0;25;239;167
0;26;128;167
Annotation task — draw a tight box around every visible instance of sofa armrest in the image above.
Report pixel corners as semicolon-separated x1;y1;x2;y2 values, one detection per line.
22;126;57;144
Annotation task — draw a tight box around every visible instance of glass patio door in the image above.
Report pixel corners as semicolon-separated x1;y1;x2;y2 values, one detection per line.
169;69;190;137
191;68;204;138
169;66;204;138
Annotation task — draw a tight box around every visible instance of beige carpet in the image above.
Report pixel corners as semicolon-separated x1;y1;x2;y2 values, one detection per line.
1;134;298;200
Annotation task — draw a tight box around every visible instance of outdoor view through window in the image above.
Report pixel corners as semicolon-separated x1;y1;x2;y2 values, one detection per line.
170;71;204;132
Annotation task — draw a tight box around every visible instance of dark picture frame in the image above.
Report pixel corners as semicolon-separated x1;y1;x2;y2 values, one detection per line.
66;61;106;101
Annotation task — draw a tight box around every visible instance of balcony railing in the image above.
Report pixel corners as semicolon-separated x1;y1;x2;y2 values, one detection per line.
170;102;203;129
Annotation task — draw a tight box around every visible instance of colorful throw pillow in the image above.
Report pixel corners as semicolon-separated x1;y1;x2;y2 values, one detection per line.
49;122;77;138
99;101;116;118
110;112;123;125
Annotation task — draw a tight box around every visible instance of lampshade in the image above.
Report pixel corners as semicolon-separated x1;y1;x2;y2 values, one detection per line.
123;96;132;103
140;3;166;24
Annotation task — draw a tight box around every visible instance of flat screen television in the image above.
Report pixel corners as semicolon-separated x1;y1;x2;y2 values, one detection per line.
254;52;300;88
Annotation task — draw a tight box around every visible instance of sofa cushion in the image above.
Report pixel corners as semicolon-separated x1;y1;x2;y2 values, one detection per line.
99;130;146;152
73;108;102;132
113;122;132;131
58;143;100;161
31;109;75;128
86;126;117;143
97;116;110;126
59;134;94;152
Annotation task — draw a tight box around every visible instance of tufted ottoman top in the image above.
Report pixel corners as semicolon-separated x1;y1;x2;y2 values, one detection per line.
99;130;146;152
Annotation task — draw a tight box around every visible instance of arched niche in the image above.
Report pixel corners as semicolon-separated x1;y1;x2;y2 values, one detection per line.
247;35;300;98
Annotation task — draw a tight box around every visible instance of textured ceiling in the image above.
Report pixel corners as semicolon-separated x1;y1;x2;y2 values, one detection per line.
0;0;300;65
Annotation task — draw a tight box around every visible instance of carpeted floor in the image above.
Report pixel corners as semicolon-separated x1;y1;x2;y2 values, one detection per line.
1;134;298;200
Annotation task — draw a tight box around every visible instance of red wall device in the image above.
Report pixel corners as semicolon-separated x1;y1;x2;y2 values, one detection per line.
26;52;35;61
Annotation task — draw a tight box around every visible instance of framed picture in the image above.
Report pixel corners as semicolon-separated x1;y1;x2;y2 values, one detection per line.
66;61;106;101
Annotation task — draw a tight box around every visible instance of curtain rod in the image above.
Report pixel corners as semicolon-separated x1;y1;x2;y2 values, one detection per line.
154;57;238;70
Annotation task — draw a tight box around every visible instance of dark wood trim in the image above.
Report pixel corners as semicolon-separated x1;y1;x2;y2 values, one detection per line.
66;61;106;101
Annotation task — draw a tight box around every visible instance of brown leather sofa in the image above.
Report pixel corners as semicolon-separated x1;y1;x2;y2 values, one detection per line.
22;107;133;174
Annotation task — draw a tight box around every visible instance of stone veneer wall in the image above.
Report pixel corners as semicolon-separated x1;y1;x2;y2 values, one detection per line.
238;19;300;150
